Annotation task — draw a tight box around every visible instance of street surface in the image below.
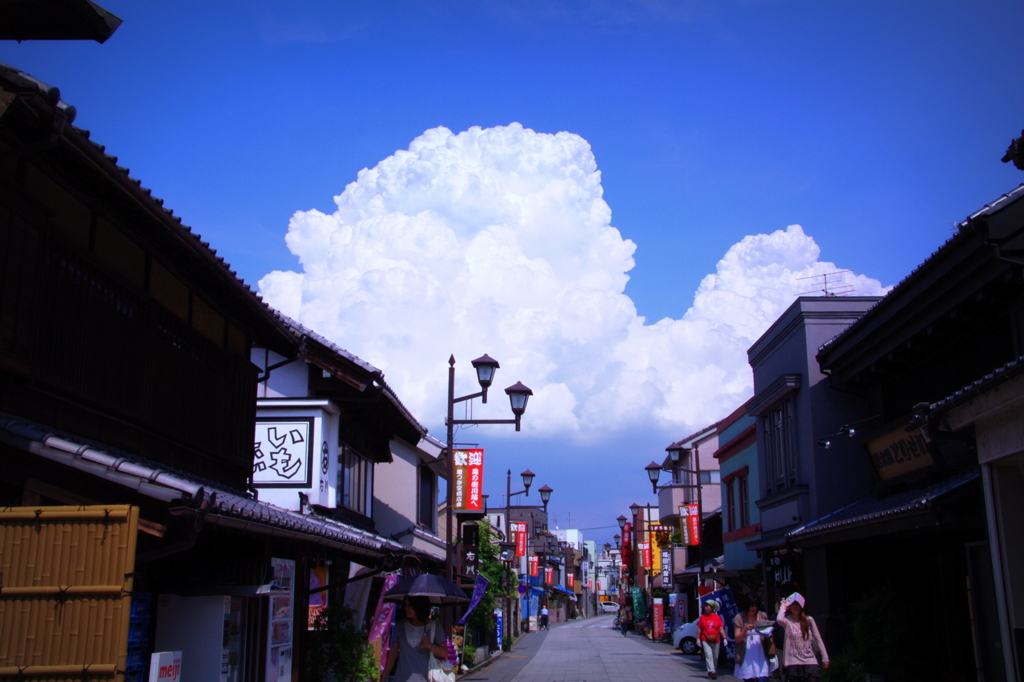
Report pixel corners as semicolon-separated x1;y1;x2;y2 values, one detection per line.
461;615;739;682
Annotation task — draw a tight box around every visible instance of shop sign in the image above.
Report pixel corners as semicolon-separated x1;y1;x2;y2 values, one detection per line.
254;418;314;488
638;542;651;569
568;573;574;588
511;521;527;557
621;522;633;565
660;549;672;587
529;555;539;577
453;449;485;511
679;503;700;545
867;427;933;480
462;524;479;578
652;597;664;639
148;651;181;682
544;566;553;585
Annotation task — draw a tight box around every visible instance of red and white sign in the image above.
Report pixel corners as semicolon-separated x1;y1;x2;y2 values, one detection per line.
679;503;700;546
149;651;181;682
511;521;528;557
544;566;553;585
652;597;664;639
638;542;651;569
622;522;633;566
567;574;574;589
453;449;484;512
529;555;539;577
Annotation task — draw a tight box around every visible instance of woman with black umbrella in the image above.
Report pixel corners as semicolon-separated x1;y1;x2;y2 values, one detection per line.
382;596;449;682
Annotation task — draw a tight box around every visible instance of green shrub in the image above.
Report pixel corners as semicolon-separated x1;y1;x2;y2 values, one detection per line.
305;603;379;682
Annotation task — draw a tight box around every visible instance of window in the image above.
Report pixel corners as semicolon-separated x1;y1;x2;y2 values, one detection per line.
738;474;750;528
418;465;436;532
337;444;373;516
763;395;797;494
726;478;736;532
699;470;721;485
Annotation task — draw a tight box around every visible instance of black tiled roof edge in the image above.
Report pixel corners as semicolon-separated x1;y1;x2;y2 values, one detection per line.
785;467;979;542
818;184;1024;355
0;412;401;554
912;355;1024;424
0;62;293;347
272;309;430;437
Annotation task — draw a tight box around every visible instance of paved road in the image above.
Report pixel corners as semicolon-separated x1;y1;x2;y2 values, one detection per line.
460;615;740;682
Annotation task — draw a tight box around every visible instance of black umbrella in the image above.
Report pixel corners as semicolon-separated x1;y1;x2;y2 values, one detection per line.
383;574;470;605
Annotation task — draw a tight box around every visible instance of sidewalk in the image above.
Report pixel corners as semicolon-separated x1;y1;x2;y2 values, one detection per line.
461;615;740;682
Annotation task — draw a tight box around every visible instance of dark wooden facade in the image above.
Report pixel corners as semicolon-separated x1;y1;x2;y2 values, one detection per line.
0;67;296;490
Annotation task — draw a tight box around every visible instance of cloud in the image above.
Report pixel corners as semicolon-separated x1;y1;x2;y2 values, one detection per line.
259;123;887;440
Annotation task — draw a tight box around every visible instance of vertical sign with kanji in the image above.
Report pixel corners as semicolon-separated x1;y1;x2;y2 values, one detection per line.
453;449;485;512
568;573;574;589
529;555;539;577
679;503;700;545
544;566;553;585
511;522;527;557
461;524;480;579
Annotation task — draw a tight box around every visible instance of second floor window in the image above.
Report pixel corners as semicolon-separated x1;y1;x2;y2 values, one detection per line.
418;464;436;532
763;395;797;495
338;444;373;516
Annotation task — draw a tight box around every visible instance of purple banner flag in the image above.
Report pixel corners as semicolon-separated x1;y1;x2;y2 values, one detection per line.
458;574;490;625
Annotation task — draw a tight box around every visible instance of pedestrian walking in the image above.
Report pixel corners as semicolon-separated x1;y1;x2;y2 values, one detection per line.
733;596;771;682
620;610;630;636
697;599;727;680
776;594;829;681
540;605;549;630
382;597;450;682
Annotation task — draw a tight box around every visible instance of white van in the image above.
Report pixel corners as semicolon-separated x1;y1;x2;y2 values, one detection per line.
599;602;620;613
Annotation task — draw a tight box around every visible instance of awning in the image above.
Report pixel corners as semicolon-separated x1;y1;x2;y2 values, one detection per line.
784;467;980;547
0;413;407;561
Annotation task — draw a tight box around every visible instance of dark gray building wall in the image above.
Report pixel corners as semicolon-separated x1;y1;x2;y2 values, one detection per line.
747;297;881;542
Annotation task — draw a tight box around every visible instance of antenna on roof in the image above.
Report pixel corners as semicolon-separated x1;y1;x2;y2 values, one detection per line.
796;270;855;297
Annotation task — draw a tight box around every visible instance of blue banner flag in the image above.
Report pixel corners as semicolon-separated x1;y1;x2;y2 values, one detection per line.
458;574;491;625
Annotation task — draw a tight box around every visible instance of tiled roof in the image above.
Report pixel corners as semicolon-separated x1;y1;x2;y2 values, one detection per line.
0;62;294;349
785;467;979;542
912;355;1024;424
818;184;1024;355
272;310;429;437
0;413;401;558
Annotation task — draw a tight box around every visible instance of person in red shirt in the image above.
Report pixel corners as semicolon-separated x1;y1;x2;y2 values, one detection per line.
697;599;728;679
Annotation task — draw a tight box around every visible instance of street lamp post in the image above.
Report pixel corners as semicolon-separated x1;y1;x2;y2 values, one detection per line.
505;468;546;638
647;447;704;599
445;354;533;581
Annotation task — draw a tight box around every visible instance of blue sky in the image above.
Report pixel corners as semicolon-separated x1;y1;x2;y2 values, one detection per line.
5;0;1023;546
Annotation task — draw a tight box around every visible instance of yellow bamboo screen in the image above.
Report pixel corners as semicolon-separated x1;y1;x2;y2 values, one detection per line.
0;506;138;682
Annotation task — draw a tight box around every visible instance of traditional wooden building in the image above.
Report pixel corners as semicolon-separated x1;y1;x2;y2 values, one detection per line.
0;63;414;682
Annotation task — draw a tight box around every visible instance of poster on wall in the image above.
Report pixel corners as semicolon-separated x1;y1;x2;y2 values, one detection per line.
254;418;315;488
452;449;485;512
266;558;294;682
308;565;328;629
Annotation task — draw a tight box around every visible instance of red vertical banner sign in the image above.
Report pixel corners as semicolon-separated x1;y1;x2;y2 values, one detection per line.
653;597;664;639
544;566;553;585
512;522;527;557
453;449;485;512
568;573;574;589
679;503;701;545
529;555;539;577
622;522;633;567
640;542;652;570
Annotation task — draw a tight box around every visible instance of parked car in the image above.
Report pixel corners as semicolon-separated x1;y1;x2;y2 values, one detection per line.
600;602;620;614
672;619;699;655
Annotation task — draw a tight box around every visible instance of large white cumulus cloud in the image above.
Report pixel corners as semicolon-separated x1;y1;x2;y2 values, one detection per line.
259;123;887;439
